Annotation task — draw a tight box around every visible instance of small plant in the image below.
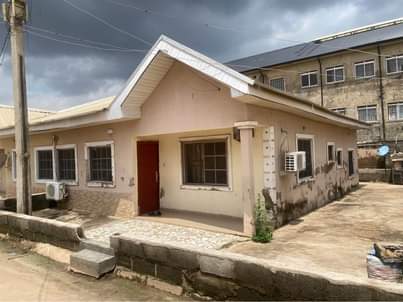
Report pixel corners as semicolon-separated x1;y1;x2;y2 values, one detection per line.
252;194;273;243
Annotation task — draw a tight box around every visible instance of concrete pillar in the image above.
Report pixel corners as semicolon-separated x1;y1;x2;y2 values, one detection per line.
234;121;258;236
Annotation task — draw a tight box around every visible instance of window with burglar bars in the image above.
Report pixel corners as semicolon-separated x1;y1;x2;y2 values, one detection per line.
269;77;285;91
300;71;318;88
88;145;113;182
326;66;344;84
297;137;313;180
57;148;76;181
388;102;403;121
37;150;54;180
358;105;377;122
182;140;228;186
355;60;375;79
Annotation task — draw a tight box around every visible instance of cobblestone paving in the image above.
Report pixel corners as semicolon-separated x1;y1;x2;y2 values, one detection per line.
85;219;248;250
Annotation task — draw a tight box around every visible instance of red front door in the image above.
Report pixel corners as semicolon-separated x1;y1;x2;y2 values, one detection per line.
137;141;160;215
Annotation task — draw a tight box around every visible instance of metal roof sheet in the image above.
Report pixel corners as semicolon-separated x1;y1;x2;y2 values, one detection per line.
0;105;53;129
227;20;403;72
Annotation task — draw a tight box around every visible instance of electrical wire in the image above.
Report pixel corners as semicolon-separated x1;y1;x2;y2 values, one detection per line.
101;0;397;59
61;0;152;46
26;24;147;51
25;29;148;53
0;28;10;66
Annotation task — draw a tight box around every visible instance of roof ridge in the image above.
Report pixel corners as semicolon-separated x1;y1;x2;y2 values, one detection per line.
57;96;115;113
0;104;55;113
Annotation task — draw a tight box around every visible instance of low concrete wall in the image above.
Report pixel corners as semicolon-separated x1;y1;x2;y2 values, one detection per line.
110;235;403;301
359;169;391;183
0;210;84;251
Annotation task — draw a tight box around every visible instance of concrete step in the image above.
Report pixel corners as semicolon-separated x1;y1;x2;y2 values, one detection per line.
80;239;115;256
70;249;116;278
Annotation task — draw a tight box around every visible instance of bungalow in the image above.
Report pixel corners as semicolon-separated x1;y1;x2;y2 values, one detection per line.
0;36;367;235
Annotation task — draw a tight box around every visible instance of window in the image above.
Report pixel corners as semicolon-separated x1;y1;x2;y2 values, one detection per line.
388;102;403;121
35;148;54;181
57;146;77;182
182;139;228;187
87;144;114;183
300;71;318;88
355;60;375;79
386;55;403;74
11;150;16;181
297;135;314;181
326;66;344;84
270;77;285;91
332;108;346;115
327;143;335;163
348;150;355;176
337;149;343;168
357;105;377;122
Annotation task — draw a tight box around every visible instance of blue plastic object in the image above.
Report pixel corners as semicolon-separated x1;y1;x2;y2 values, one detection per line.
377;145;390;156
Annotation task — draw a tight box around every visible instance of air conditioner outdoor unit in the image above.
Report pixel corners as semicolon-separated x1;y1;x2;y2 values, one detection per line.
285;151;306;172
46;182;67;201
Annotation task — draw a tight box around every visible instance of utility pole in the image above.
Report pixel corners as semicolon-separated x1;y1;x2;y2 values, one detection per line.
2;0;31;215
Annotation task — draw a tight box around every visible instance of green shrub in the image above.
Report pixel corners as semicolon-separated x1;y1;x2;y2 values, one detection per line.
252;194;273;243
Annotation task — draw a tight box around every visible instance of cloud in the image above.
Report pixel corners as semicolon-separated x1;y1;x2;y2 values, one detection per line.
0;0;401;110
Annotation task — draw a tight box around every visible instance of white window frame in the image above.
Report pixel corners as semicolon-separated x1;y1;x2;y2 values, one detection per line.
348;148;356;177
354;60;375;79
84;141;115;188
179;135;233;192
296;134;315;183
327;142;336;163
357;105;378;123
34;146;55;184
56;144;78;185
336;148;343;169
269;77;286;91
11;149;16;182
326;65;345;84
388;102;403;121
300;71;319;89
386;55;403;75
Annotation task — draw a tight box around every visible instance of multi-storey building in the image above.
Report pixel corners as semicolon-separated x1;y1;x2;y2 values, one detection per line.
228;18;403;171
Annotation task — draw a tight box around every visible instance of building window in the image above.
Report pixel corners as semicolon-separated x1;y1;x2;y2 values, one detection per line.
332;108;346;115
270;77;285;91
182;139;228;186
388;102;403;121
386;55;403;74
348;150;355;176
337;149;343;168
327;143;335;163
297;135;314;181
57;147;77;182
326;66;344;84
11;150;16;181
355;60;375;79
300;71;318;88
357;105;377;122
35;148;54;181
87;144;113;183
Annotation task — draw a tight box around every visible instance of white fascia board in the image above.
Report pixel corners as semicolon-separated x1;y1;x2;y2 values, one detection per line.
114;35;254;109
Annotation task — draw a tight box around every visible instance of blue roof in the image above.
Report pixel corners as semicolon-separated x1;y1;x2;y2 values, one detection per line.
227;21;403;72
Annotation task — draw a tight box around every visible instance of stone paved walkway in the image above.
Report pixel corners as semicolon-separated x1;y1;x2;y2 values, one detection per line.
85;218;248;250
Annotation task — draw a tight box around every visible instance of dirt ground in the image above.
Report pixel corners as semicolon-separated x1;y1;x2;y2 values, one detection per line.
226;182;403;285
0;239;185;302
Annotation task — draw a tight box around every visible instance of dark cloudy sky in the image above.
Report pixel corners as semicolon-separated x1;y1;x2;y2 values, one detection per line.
0;0;402;110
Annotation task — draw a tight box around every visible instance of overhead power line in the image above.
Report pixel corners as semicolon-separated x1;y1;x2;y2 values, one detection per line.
0;28;10;66
61;0;152;46
25;29;148;53
101;0;396;59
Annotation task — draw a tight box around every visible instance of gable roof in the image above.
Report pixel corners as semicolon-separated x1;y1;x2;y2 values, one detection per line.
227;18;403;73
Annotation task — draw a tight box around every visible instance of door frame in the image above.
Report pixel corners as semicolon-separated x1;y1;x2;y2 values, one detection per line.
137;141;160;215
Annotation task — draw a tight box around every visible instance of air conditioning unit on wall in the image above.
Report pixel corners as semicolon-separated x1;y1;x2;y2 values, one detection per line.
46;182;67;201
285;151;306;172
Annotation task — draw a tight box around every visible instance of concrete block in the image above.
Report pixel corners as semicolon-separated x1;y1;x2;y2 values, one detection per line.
131;257;156;276
147;277;184;296
187;271;238;300
156;263;183;285
70;249;116;278
143;244;170;263
118;238;145;258
233;260;274;292
115;266;147;283
199;254;235;279
80;239;115;256
169;248;199;270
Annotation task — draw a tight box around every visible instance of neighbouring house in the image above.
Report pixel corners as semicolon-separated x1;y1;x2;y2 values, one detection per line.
227;18;403;179
0;36;367;235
